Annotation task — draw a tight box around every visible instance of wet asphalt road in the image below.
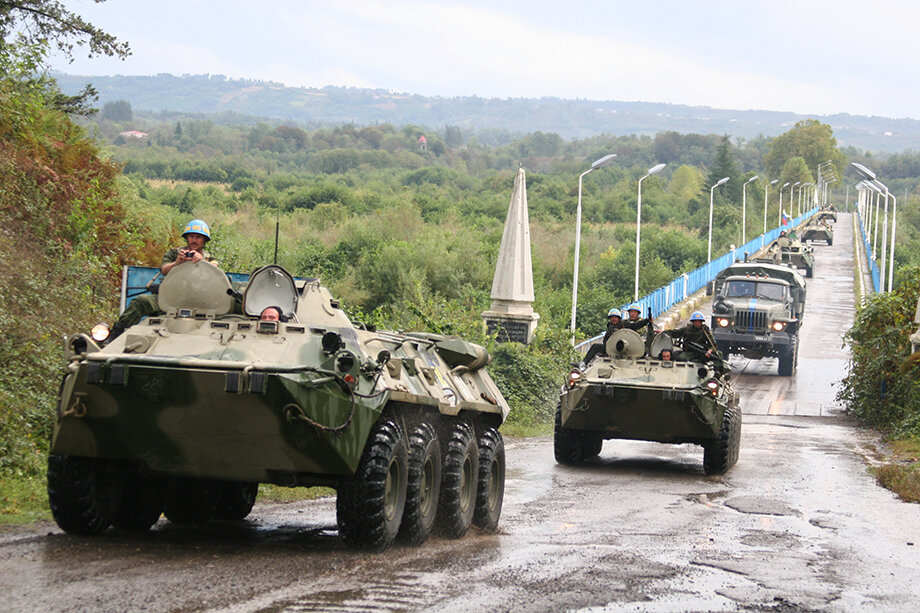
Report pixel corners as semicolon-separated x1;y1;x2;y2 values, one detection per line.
3;213;919;612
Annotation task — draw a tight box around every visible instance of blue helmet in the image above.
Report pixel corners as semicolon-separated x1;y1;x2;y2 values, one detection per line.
607;308;622;318
627;303;641;313
182;219;211;241
690;311;705;322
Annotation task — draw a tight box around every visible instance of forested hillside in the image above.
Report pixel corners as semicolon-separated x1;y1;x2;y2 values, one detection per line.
54;72;920;153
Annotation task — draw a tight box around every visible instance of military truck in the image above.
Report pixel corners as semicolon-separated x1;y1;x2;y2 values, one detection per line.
556;330;741;475
708;261;807;376
48;262;509;551
802;220;833;245
768;235;815;277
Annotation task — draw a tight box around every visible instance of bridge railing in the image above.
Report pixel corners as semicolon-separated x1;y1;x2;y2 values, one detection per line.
855;209;881;293
576;206;820;351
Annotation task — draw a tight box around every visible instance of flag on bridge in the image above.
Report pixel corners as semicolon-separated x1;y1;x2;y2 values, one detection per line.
782;211;791;225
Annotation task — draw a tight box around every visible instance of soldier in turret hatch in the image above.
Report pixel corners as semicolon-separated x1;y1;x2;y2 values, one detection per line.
668;311;725;372
108;219;218;341
583;308;624;364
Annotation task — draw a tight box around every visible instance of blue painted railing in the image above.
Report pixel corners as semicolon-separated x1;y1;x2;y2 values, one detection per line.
855;209;881;293
576;206;820;350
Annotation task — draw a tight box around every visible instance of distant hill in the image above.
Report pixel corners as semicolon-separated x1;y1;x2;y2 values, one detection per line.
54;73;920;152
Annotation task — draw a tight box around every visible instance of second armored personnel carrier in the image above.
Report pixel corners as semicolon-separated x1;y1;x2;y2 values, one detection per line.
768;236;815;277
556;330;740;475
48;262;509;551
709;261;807;376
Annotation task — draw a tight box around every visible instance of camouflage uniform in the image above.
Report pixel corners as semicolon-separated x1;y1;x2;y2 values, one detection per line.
583;319;623;363
669;323;721;363
114;247;217;329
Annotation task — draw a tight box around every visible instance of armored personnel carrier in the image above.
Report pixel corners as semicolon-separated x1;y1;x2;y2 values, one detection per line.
556;330;740;475
48;262;509;550
802;220;833;245
709;261;807;376
768;235;815;277
816;207;837;224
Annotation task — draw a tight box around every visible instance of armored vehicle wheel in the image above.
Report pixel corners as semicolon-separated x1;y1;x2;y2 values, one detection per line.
213;482;258;521
112;471;164;531
337;419;408;551
703;407;742;475
399;422;441;545
435;422;479;538
164;479;217;524
583;434;603;459
473;428;505;531
827;237;833;246
777;342;797;376
805;265;814;278
47;455;121;535
554;405;589;465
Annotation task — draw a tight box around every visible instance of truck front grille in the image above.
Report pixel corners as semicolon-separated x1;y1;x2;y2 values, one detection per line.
734;310;767;331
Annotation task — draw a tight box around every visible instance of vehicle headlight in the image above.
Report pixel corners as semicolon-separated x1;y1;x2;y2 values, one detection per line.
772;321;785;331
567;369;583;388
90;322;111;342
705;379;720;397
717;318;730;327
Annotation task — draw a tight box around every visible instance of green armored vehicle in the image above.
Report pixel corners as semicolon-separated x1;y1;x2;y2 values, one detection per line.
48;262;509;550
709;261;807;376
816;207;837;224
556;330;740;475
767;234;815;277
802;220;833;245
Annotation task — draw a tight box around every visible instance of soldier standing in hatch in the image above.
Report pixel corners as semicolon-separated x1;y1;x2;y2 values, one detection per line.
624;303;655;354
108;219;218;340
669;311;725;371
582;308;624;364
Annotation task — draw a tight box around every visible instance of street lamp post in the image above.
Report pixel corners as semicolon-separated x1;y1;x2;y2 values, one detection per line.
708;177;730;268
742;175;758;245
634;163;666;301
888;191;897;291
791;182;801;220
764;179;778;246
570;153;617;344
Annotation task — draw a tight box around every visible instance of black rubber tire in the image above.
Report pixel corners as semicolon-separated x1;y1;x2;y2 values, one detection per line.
704;406;742;475
828;237;833;246
47;455;121;536
583;434;604;459
554;404;586;465
112;471;164;531
337;419;408;551
435;422;479;538
805;266;814;278
717;341;731;359
163;478;217;524
473;428;505;531
399;422;441;545
213;482;258;521
777;342;797;376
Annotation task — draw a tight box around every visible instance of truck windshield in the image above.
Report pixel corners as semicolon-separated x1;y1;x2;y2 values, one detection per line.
755;283;786;300
725;280;786;301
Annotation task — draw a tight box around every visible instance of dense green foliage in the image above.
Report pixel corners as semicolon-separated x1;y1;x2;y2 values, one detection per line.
838;267;920;434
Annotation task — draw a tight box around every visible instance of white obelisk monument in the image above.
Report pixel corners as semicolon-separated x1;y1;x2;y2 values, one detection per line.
482;166;539;343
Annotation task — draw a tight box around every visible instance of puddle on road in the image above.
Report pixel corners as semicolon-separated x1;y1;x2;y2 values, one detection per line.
724;496;801;517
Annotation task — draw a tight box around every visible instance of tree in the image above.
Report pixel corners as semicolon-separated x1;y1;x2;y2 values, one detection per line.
668;164;703;203
101;99;132;121
0;0;130;61
764;120;846;180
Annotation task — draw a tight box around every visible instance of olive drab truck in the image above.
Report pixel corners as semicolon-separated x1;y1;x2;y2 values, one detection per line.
556;330;741;475
708;261;807;376
49;262;509;551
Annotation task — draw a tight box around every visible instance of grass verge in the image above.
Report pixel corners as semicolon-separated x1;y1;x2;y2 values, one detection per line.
873;436;920;503
0;476;51;525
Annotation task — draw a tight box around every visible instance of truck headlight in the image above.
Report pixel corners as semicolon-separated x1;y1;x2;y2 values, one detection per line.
772;321;785;331
717;318;730;327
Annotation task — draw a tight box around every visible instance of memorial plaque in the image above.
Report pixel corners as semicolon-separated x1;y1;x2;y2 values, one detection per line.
486;318;531;344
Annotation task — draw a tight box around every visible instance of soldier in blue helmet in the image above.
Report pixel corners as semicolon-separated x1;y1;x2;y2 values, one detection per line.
583;308;624;364
669;311;725;370
108;219;219;340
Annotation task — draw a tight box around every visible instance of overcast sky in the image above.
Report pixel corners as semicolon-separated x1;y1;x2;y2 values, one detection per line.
48;0;919;120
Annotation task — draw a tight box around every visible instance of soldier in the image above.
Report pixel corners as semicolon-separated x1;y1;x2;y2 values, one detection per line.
669;311;725;370
624;303;656;354
108;219;218;340
583;308;624;364
260;306;284;322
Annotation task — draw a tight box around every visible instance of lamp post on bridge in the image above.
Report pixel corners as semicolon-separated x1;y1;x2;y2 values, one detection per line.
779;182;790;226
764;179;778;242
790;182;801;221
570;153;617;344
634;163;666;302
708;177;730;273
742;175;758;245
